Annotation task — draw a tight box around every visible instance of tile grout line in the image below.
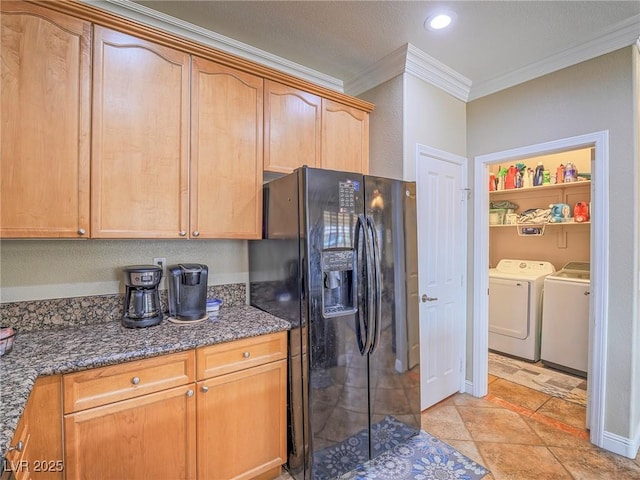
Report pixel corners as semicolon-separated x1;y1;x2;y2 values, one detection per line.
485;393;590;441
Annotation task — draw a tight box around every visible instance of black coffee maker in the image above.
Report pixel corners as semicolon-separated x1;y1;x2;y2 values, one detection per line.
122;265;163;328
167;264;208;321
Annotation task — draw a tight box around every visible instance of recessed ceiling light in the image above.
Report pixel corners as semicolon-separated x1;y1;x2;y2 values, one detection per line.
424;12;456;31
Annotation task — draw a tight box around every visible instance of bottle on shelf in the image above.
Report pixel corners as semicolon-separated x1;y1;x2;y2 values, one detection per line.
565;162;578;182
533;162;544;186
556;164;565;183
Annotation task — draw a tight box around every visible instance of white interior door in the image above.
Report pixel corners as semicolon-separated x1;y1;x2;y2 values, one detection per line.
416;146;467;410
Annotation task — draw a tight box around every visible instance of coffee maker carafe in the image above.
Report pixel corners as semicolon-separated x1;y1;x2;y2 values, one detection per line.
122;265;163;328
167;264;208;321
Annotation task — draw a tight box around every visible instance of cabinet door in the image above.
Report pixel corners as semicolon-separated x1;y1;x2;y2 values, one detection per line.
190;56;263;239
321;99;369;174
91;26;190;238
197;360;287;480
64;385;197;480
264;80;321;173
1;2;90;238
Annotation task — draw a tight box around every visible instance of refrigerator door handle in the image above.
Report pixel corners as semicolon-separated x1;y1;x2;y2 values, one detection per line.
366;215;382;354
354;214;371;355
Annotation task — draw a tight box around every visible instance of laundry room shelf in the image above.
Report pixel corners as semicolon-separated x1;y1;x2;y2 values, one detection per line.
489;180;590;198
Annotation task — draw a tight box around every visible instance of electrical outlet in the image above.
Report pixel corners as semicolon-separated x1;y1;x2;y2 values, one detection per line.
153;257;166;270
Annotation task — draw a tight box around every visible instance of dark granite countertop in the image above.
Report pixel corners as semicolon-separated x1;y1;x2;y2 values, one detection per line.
0;305;291;457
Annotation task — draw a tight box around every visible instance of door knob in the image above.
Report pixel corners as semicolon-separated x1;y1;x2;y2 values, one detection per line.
421;294;438;302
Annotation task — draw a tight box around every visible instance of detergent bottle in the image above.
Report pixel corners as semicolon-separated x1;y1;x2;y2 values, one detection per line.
505;165;517;189
533;162;544;186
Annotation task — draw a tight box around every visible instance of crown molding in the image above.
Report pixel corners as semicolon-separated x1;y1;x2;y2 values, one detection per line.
87;0;344;92
469;14;640;100
344;43;472;102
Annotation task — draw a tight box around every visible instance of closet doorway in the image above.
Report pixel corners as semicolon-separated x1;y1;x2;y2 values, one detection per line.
472;131;609;449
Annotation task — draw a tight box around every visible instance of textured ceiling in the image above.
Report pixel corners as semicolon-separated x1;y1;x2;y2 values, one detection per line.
133;1;640;96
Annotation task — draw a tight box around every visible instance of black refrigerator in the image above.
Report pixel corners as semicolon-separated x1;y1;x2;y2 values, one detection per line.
249;166;420;480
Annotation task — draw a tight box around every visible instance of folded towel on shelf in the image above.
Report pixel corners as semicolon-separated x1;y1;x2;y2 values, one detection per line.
518;208;551;224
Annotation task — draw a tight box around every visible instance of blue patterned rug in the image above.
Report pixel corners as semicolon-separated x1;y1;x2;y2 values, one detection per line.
314;416;488;480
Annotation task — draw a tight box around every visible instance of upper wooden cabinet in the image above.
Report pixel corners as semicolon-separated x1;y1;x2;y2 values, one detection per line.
264;80;321;173
321;99;370;174
190;57;263;239
91;26;190;238
0;2;91;238
1;1;373;239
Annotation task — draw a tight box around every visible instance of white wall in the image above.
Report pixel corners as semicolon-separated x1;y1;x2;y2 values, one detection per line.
467;47;638;442
403;74;467;180
360;75;404;179
0;240;248;302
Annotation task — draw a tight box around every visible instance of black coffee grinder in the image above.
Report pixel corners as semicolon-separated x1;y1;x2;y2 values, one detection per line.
122;265;163;328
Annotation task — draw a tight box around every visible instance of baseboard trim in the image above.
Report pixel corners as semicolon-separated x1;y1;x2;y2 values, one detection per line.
602;430;640;459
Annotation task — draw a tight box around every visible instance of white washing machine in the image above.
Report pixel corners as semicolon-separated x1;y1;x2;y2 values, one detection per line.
541;262;590;377
489;259;556;361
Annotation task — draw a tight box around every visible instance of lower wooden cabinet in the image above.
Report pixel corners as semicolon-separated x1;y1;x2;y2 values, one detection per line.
64;385;197;480
4;333;287;480
2;375;63;480
56;333;286;480
196;360;287;480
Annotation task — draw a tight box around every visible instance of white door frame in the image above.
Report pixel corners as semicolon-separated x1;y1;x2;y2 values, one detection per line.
472;131;609;448
416;144;469;400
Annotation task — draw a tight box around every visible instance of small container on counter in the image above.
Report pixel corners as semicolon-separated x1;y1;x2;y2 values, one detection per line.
206;298;223;314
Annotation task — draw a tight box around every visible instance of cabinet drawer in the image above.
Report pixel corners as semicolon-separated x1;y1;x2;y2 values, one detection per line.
63;351;195;413
196;332;287;380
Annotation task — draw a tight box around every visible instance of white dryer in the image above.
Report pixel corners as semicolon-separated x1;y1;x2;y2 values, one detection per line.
541;262;590;377
489;259;556;361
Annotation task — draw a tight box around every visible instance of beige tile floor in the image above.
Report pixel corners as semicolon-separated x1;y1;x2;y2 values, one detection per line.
419;374;640;479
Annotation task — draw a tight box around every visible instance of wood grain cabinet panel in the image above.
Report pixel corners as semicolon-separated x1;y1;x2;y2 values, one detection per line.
63;350;195;413
197;360;287;480
321;99;370;174
2;376;63;480
64;385;197;480
0;2;90;238
190;56;263;239
91;25;190;238
264;80;321;174
196;331;287;379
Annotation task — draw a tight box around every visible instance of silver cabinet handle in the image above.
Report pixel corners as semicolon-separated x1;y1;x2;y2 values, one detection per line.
192;230;200;237
131;376;140;385
186;389;194;397
78;228;86;235
179;230;187;237
9;440;24;452
201;385;209;393
243;351;250;358
584;291;590;295
421;294;438;302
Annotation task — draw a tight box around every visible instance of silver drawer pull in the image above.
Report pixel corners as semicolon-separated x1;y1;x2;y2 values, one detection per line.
243;351;250;358
186;389;194;397
78;228;86;235
201;385;209;393
9;440;24;452
131;376;140;385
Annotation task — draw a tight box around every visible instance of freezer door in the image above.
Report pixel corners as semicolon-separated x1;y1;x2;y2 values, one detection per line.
302;168;372;479
364;176;421;454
